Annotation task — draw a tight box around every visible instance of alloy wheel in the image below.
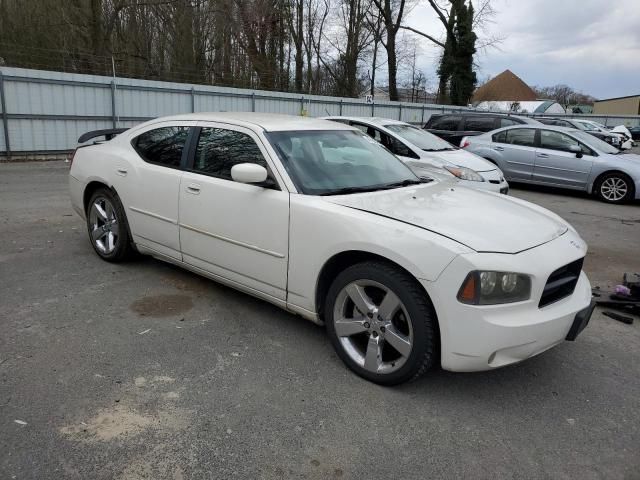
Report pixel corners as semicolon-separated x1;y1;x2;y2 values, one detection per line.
332;280;413;374
88;196;119;254
600;177;628;202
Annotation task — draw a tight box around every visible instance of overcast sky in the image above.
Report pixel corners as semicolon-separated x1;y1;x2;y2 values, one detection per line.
405;0;640;99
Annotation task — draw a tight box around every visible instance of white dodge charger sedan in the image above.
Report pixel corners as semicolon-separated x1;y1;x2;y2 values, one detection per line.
69;113;594;385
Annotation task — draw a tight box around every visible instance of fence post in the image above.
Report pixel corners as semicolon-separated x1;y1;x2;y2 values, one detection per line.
0;71;10;156
371;101;375;117
339;99;343;116
110;81;117;128
251;92;256;112
300;96;305;115
421;104;425;126
191;88;196;113
398;103;403;121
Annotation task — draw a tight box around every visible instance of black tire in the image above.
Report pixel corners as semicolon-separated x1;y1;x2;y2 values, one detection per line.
325;261;438;386
86;188;134;262
594;172;635;204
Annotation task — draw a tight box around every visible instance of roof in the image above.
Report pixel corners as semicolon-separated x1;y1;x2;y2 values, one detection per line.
323;116;409;127
134;112;355;132
594;94;640;103
472;70;537;102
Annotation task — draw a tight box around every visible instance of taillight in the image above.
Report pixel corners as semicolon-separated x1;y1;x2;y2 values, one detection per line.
68;148;78;168
460;137;470;148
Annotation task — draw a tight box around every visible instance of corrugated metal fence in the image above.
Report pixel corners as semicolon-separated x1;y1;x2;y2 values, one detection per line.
1;66;639;155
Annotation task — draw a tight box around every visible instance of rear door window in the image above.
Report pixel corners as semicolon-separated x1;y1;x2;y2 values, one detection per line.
133;126;190;168
428;116;462;131
506;128;536;147
463;116;497;132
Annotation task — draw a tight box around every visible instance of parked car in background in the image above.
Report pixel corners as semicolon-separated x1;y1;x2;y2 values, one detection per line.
571;119;633;150
324;116;508;194
628;125;640;141
423;112;540;146
537;117;621;148
462;124;640;204
69;112;594;385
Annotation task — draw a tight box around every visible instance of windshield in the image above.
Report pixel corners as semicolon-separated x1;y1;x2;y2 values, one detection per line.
574;120;598;132
384;124;455;151
570;130;620;154
267;130;422;195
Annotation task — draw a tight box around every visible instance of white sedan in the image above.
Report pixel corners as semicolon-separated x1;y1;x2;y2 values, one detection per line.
323;116;509;194
69;113;594;385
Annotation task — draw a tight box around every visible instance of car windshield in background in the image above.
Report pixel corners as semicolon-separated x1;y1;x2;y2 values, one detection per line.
267;130;422;195
384;124;455;151
575;121;598;131
570;130;620;154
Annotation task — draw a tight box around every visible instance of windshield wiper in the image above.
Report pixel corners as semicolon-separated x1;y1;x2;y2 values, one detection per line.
423;147;457;152
319;179;429;196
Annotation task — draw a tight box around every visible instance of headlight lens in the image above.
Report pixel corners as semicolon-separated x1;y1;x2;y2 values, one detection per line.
444;165;485;182
457;271;531;305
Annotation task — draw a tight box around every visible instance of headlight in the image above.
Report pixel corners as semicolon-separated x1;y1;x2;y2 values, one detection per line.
457;271;532;305
444;166;484;182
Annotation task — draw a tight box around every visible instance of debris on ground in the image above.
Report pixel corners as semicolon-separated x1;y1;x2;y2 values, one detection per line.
593;273;640;319
602;311;634;325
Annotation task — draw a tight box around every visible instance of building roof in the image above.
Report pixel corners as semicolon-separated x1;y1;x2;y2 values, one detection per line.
472;70;537;103
594;94;640;103
475;100;565;114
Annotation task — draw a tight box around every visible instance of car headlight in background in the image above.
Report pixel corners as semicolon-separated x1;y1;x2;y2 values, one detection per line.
444;166;484;182
457;271;532;305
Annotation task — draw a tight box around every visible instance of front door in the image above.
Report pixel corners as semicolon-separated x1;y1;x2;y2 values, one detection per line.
533;130;594;188
178;123;289;301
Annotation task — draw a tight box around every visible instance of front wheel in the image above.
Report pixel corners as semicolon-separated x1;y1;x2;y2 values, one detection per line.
86;188;134;262
325;261;438;385
595;173;635;204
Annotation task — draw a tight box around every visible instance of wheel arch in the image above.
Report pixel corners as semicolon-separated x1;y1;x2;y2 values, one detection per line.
314;250;439;326
83;180;117;214
590;169;635;196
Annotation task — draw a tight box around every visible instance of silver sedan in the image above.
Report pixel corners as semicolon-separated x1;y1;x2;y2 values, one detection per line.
461;125;640;204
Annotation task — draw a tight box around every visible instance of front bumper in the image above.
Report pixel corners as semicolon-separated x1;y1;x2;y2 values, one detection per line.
461;169;509;194
423;232;592;372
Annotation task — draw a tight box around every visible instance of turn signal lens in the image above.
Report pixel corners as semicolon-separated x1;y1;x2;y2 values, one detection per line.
457;271;531;305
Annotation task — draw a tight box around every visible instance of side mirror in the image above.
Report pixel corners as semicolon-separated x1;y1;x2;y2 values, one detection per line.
568;145;583;158
230;163;268;184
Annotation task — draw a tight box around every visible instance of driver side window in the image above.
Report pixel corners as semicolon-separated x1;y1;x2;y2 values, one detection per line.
192;127;269;180
540;130;591;155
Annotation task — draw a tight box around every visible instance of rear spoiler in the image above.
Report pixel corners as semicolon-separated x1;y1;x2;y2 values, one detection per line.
78;128;129;144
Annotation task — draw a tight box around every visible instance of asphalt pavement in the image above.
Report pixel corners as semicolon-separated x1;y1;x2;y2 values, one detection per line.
1;161;639;479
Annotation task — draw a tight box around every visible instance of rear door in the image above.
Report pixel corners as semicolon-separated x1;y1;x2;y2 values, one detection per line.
123;122;195;260
533;130;594;188
491;128;537;180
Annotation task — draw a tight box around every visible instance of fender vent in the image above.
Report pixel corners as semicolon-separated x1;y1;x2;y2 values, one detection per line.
539;258;584;308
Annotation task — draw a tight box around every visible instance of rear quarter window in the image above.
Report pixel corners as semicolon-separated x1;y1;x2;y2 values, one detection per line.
464;116;497;132
428;116;461;131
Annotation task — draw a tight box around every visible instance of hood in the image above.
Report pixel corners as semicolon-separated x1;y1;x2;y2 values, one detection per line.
323;183;568;254
419;149;496;172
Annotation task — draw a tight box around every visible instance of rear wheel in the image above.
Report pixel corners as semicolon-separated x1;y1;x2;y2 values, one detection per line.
325;261;438;385
86;188;134;262
595;173;634;204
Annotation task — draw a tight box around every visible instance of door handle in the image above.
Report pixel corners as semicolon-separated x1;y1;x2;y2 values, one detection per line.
186;183;201;194
116;168;128;176
493;146;504;151
537;153;549;158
